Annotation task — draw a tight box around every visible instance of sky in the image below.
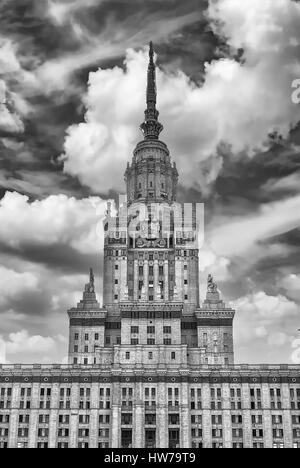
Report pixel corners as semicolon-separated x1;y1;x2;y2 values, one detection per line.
0;0;300;365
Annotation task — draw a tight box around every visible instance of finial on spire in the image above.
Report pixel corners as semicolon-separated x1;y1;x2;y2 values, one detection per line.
149;41;154;62
140;41;163;140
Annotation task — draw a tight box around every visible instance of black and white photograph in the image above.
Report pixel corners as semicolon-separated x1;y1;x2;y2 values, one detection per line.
0;0;300;452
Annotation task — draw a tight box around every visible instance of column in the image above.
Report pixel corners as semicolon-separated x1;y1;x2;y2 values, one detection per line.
242;383;253;448
180;381;191;448
174;257;182;301
49;383;60;448
90;384;99;448
69;384;79;448
163;259;169;301
111;381;120;448
154;259;159;302
28;383;40;448
143;259;149;301
282;383;293;448
120;256;128;301
202;383;212;449
69;412;79;448
8;384;20;448
134;259;138;301
28;411;39;448
262;383;273;448
222;384;232;448
157;381;168;448
133;382;144;448
111;406;121;448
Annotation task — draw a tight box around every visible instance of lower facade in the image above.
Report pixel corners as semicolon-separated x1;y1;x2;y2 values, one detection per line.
0;364;300;449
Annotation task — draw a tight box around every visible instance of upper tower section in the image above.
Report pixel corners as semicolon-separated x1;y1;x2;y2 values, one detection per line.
125;42;178;206
140;41;163;141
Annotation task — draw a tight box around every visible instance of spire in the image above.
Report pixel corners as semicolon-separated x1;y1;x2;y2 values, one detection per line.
140;42;163;140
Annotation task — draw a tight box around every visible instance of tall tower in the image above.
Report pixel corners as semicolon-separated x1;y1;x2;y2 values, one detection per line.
67;43;235;447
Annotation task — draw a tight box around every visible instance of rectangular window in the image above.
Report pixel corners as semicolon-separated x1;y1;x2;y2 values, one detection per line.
147;326;155;334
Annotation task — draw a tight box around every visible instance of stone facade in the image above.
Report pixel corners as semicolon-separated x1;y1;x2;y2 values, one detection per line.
0;365;300;448
0;43;299;449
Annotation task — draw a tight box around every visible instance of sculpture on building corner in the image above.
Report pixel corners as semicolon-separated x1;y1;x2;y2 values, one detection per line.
207;274;218;293
88;268;95;293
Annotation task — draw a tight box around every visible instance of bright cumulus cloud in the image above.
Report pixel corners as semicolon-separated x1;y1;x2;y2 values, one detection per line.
0;191;107;254
231;291;299;363
4;330;55;355
61;0;300;194
0;330;67;363
0;267;39;307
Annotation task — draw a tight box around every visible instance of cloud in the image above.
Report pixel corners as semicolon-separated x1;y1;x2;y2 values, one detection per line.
208;195;300;259
0;329;70;363
37;9;202;93
281;273;300;301
3;329;55;355
233;291;298;322
291;338;300;364
0;190;108;363
0;36;35;135
0;191;107;254
232;291;299;363
0;337;5;363
61;0;300;194
0;267;39;307
47;0;102;25
263;171;300;194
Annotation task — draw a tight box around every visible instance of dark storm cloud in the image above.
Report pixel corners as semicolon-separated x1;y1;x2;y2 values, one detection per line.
0;241;101;275
0;0;212;201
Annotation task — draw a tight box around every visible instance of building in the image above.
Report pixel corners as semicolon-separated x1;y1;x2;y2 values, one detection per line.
0;43;299;449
